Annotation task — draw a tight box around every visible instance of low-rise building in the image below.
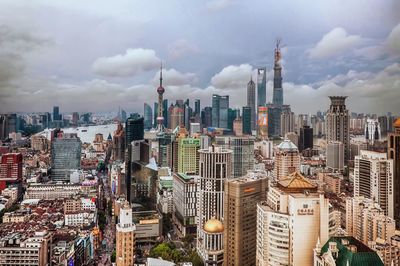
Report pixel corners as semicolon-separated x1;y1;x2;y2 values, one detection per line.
25;183;81;200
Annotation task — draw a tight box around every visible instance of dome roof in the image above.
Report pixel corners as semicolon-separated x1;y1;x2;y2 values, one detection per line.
157;85;165;94
204;218;224;234
277;139;298;151
394;118;400;128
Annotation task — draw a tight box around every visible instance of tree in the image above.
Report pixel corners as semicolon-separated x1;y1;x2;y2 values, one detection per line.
111;250;116;263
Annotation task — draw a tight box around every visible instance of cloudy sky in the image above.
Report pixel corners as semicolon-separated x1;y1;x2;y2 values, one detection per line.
0;0;399;115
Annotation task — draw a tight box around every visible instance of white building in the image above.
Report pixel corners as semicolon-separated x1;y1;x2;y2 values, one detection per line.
354;150;394;218
116;201;135;266
273;139;300;180
365;118;381;144
197;146;232;266
64;210;96;226
326;141;344;172
255;140;274;159
256;172;330;266
25;184;81;200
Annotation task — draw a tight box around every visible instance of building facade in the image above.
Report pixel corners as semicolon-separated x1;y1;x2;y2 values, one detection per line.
116;201;135;266
274;139;300;180
387;119;400;225
51;133;81;182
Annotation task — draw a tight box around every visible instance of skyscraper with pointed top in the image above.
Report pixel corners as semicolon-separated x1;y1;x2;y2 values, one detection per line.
247;76;256;130
273;39;283;106
156;63;165;133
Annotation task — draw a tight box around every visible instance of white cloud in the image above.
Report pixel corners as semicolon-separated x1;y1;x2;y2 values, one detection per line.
206;0;231;11
308;27;364;59
92;48;160;77
151;68;198;86
167;39;199;59
211;64;254;89
387;23;400;54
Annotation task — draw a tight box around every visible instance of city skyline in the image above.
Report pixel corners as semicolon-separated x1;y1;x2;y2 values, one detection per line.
0;1;399;114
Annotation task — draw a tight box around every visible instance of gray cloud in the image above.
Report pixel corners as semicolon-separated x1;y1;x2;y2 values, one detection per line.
167;39;199;60
151;68;198;86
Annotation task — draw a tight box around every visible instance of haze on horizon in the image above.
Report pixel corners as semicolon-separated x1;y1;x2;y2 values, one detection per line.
0;0;399;115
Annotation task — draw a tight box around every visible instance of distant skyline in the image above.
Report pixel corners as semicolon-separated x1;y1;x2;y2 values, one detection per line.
0;0;399;114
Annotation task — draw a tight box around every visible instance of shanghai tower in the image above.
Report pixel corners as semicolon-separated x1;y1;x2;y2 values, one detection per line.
272;39;283;106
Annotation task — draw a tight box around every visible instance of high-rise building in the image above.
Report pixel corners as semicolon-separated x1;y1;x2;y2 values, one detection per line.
256;172;329;266
346;197;396;244
274;139;300;180
53;106;61;121
184;104;193;130
326;141;344;172
178;137;200;175
153;102;158;128
280;109;294;137
197;146;232;265
354;150;393;218
0;114;17;140
121;109;127;122
257;106;268;140
223;172;267;266
227;108;238;132
201;107;213;128
272;40;283;107
247;77;256;130
116;201;135;266
299;125;313;152
190;122;201;136
365;118;381;144
388;118;400;224
257;68;266;107
215;136;254;178
212;94;229;129
242;106;252;135
0;153;22;191
163;99;168;128
195;99;201;116
125;114;144;147
326;96;350;161
71;112;79;125
112;122;125;161
51;133;82;182
233;116;243;136
173;173;198;237
168;104;184;130
143;103;153;130
156;64;165;132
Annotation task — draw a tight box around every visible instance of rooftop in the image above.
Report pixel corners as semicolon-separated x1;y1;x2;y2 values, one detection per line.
278;171;317;192
277;139;298;151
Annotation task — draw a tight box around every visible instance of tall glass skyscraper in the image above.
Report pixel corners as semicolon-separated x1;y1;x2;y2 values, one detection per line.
242;106;252;135
143;103;153;130
257;68;266;107
51;133;81;182
247;77;256;129
212;94;229;129
125;113;144;147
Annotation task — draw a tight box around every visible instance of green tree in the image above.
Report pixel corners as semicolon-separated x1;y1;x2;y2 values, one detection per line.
111;250;116;263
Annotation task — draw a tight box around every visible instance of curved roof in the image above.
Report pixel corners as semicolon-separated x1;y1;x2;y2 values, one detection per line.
204;218;224;234
394;118;400;128
277;139;298;151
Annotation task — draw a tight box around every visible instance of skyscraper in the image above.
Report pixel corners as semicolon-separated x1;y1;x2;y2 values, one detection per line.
242;106;252;135
326;141;344;172
116;200;135;266
53;106;61;121
280;109;295;137
212;94;229;129
227;108;238;131
274;139;300;180
388;119;400;225
257;106;268;140
326;96;350;161
223;172;267;266
51;133;82;182
156;64;165;132
143;103;153;130
247;77;256;130
0;153;22;191
272;40;283;106
168;104;184;130
195;99;201;116
112;122;125;161
125;114;144;147
163;99;168;128
197;146;232;265
201;107;213;128
354;150;394;218
177;137;200;175
299;125;313;152
257;68;266;107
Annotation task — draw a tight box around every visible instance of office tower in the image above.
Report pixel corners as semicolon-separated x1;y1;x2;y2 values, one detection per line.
346;197;396;244
197;146;232;265
285;132;298;147
168;104;184;130
51;133;82;182
0;153;22;191
223;172;267;266
354;150;394;218
195;99;201;116
190;122;201;136
388;119;400;224
53;106;61;121
256;140;274;159
227;108;238;132
121;109;127;122
365;118;381;144
173;173;198;236
202;107;213;128
184;104;193;129
242;106;252;135
158;132;174;168
247;77;256;130
256;172;329;266
153;102;158;128
274;139;300;180
280;109;294;137
0;114;17;140
178;137;200;175
326;141;344;172
257;68;266;107
212;94;229;128
326;96;350;161
378;116;388;136
82;113;91;124
143;103;153;130
116;201;135;266
71;112;79;125
233;117;243;136
272;40;283;106
215;136;255;178
296;114;306;132
299;125;313;152
314;236;384;266
163;99;168;128
257;106;268;140
125;114;144;147
112;122;125;161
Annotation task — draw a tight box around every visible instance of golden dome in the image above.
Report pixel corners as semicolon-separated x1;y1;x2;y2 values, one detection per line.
204;218;224;233
394;118;400;128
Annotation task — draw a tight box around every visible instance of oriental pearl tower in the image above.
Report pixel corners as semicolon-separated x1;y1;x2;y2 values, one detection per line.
156;62;165;133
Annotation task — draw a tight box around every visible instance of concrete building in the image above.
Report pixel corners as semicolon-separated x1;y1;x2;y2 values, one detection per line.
318;172;342;195
223;172;268;266
247;77;256;130
116;201;135;266
326;96;350;161
232;117;243;136
369;238;399;266
273;139;300;180
197;146;232;266
215;136;254;178
256;172;330;266
168;104;184;130
365;118;381;145
212;94;229;129
25;183;81;200
354;150;393;218
51;133;82;182
387;118;400;226
280;110;295;138
177;137;200;175
326;141;344;172
31;135;49;152
313;236;384;266
112;122;125;161
190;122;201;136
172;173;198;237
0;153;22;191
256;140;274;159
299;125;313;152
285;132;298;147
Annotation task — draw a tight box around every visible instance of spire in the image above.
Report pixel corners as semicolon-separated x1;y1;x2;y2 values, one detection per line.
159;61;163;87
